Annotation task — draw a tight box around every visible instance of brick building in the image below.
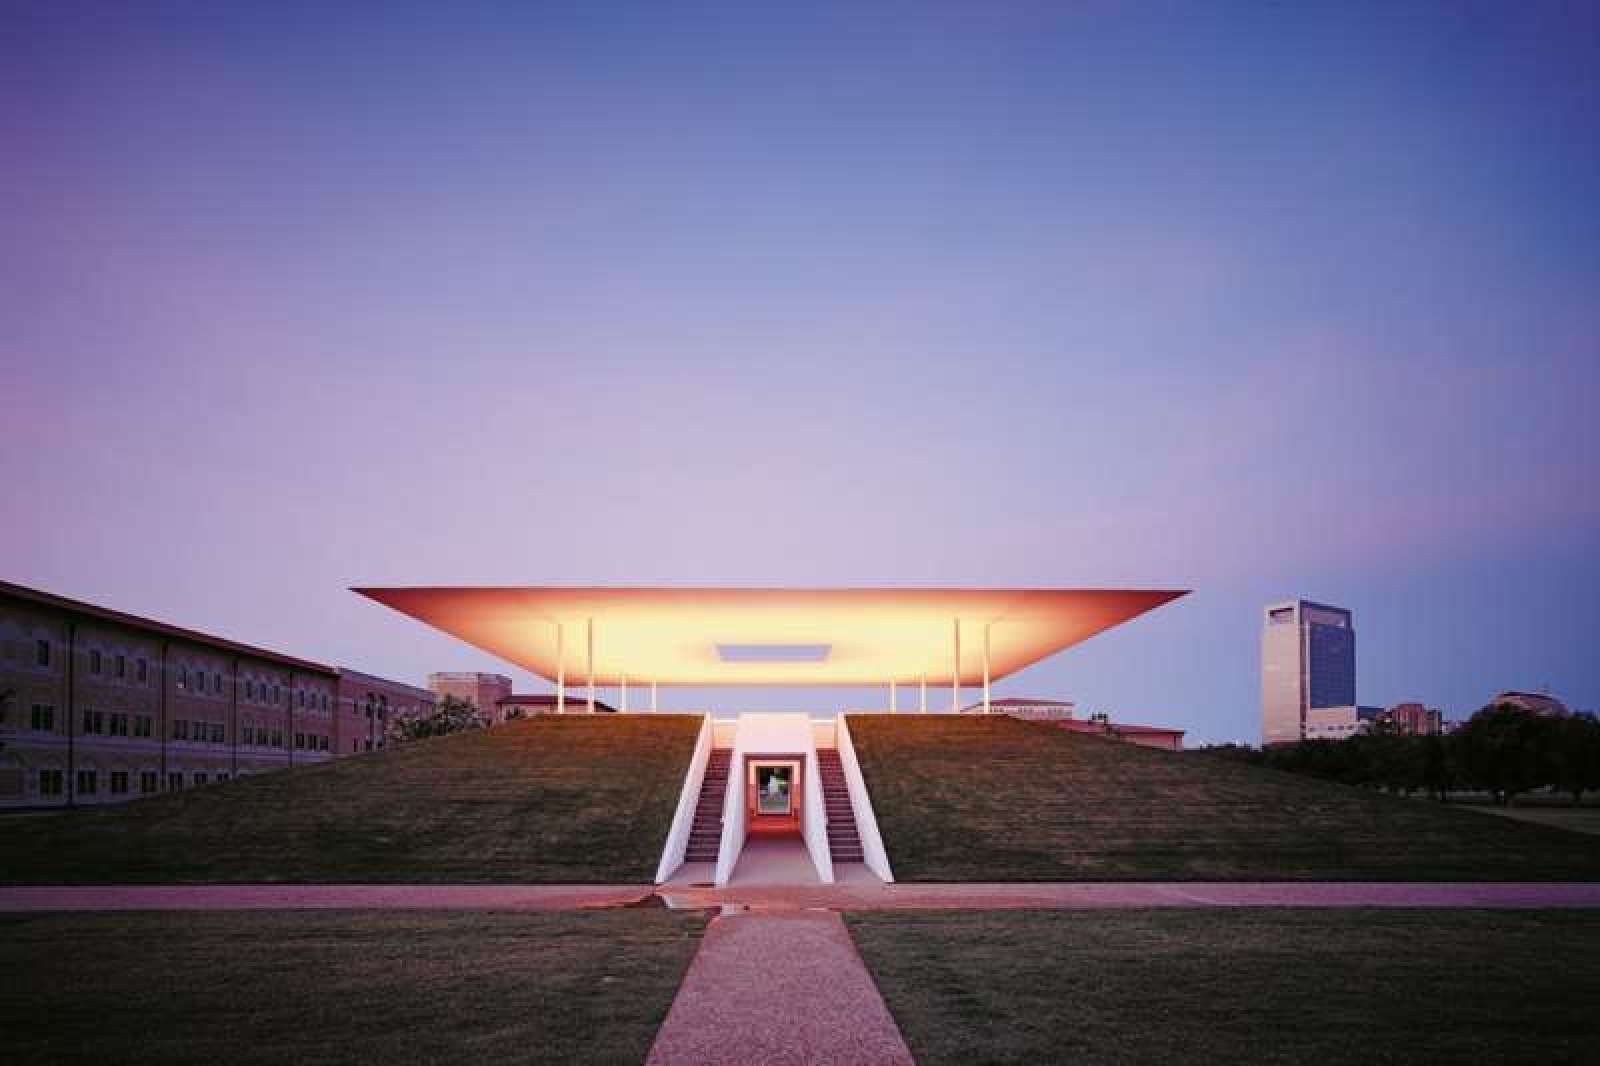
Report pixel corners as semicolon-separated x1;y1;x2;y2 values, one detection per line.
0;579;431;808
427;672;513;722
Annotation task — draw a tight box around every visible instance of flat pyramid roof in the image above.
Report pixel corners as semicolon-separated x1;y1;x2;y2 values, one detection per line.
353;586;1187;687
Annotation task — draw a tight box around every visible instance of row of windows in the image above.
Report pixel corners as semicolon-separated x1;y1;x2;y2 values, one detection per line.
294;732;331;752
28;641;331;709
37;769;230;796
79;710;155;738
240;725;284;748
172;719;226;744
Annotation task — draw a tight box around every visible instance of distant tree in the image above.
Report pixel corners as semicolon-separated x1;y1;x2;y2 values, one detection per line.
1422;734;1457;802
389;695;486;742
1549;714;1600;806
1455;704;1553;805
1192;743;1264;765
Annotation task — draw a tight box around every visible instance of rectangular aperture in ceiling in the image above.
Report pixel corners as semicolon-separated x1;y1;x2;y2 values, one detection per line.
716;643;831;663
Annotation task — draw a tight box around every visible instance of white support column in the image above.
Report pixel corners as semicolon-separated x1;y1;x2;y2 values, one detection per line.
651;681;659;713
586;616;595;714
556;623;566;714
920;673;927;714
952;617;961;713
620;674;628;713
983;623;992;713
889;679;897;714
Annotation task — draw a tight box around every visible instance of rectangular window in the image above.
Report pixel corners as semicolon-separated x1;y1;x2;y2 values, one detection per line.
137;658;147;682
115;654;126;678
173;719;189;741
109;713;128;736
272;685;280;705
89;649;101;674
167;772;183;791
216;772;229;783
76;769;97;795
211;723;224;743
36;638;50;667
31;704;55;731
134;715;153;738
214;673;222;694
110;770;129;794
192;772;209;786
272;730;283;748
177;668;187;691
139;771;157;794
294;732;305;750
39;769;63;795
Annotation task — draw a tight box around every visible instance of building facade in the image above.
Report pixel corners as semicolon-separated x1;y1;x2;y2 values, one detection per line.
0;580;429;808
427;672;513;722
1490;690;1569;717
959;697;1076;720
497;692;618;717
1262;600;1356;745
336;668;437;754
1383;701;1445;735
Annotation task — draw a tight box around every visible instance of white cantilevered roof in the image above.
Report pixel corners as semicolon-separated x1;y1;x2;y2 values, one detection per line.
352;586;1187;688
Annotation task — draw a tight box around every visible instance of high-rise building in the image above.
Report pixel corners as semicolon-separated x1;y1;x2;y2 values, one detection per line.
1262;600;1355;745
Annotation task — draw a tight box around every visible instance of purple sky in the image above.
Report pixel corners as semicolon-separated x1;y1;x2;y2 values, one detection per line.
4;3;1596;742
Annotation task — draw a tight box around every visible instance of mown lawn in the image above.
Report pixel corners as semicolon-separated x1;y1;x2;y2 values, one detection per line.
0;715;701;883
848;715;1600;880
0;909;707;1066
847;909;1600;1066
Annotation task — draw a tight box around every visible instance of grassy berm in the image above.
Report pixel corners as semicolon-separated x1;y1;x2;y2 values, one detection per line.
1;909;708;1066
848;909;1600;1066
848;714;1600;880
0;715;701;883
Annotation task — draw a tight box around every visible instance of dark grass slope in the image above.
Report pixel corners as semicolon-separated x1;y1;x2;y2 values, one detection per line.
847;909;1600;1066
848;715;1600;880
1;910;709;1066
0;715;702;884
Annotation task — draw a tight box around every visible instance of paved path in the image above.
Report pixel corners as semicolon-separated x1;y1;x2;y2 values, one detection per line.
659;881;1600;910
4;881;1600;912
646;910;914;1066
0;884;654;911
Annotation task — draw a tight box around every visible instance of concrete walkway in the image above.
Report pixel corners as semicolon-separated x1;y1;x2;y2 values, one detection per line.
659;880;1600;911
0;884;653;911
4;881;1600;912
646;910;914;1066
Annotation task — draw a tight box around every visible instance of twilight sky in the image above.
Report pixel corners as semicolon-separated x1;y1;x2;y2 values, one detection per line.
3;3;1596;742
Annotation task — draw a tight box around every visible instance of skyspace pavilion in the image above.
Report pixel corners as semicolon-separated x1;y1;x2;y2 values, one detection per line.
354;587;1186;887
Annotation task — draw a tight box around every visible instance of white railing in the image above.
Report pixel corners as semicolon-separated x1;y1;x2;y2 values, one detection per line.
835;714;895;882
802;740;835;884
654;714;713;884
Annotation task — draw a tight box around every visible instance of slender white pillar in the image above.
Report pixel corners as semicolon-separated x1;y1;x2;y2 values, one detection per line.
651;681;658;713
556;623;566;714
952;617;961;713
920;673;927;714
889;679;897;713
982;623;992;714
586;616;595;714
620;674;628;713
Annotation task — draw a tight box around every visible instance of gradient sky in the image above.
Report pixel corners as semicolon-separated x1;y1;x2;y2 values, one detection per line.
3;3;1596;742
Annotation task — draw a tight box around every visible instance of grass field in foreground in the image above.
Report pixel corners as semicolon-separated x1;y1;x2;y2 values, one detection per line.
0;909;706;1066
846;909;1600;1066
0;715;701;884
847;715;1600;880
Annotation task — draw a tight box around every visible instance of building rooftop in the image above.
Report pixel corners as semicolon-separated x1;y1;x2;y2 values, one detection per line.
2;578;337;676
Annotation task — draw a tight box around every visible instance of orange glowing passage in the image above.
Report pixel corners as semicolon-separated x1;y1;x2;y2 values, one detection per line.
351;587;1187;687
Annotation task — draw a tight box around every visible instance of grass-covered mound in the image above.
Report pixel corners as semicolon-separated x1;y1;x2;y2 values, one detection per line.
847;909;1600;1065
1;909;708;1065
0;715;702;884
847;715;1600;880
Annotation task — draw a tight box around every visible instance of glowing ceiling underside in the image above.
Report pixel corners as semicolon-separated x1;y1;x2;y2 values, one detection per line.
352;587;1187;687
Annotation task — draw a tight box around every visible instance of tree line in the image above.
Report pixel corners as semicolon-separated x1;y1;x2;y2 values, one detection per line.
1197;703;1600;806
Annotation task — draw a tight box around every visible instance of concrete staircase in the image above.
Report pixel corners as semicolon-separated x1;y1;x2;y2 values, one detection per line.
817;749;864;863
684;747;732;864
